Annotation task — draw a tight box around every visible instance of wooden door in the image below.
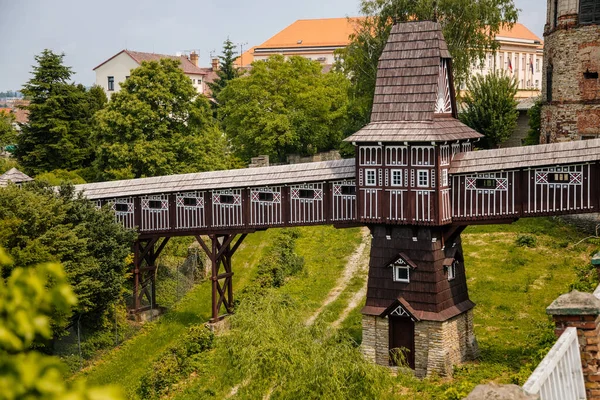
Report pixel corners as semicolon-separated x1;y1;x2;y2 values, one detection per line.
389;316;415;368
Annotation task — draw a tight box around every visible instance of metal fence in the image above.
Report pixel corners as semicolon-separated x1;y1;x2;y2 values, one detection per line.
523;327;586;400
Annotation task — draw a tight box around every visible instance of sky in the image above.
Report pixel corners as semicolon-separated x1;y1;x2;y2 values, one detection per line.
0;0;546;91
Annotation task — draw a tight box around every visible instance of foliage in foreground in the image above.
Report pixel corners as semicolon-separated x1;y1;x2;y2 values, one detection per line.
218;55;350;163
459;72;519;148
337;0;518;133
94;58;240;180
0;248;122;400
0;183;135;333
217;292;394;399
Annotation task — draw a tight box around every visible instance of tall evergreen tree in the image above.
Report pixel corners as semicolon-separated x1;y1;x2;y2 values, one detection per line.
15;50;106;175
207;38;241;100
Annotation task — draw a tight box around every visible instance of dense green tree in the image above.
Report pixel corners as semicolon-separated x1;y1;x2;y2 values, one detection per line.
218;55;350;163
0;111;16;149
523;98;542;145
0;183;135;330
459;72;519;148
15;50;106;175
0;248;123;399
94;58;238;180
207;38;241;100
337;0;518;131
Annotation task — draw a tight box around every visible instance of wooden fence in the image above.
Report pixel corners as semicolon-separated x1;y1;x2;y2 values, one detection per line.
523;327;586;399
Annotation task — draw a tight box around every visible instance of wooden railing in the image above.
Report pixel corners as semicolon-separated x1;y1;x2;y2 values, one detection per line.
523;327;586;400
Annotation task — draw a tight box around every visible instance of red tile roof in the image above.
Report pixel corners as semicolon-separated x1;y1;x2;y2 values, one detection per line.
94;50;207;75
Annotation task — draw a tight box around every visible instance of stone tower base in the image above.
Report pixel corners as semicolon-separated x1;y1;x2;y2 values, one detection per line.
361;309;479;377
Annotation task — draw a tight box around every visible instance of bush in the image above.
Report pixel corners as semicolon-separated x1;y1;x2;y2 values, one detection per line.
254;228;304;289
137;324;214;398
516;234;536;248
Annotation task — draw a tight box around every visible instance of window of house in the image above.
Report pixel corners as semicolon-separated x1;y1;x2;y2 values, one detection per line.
536;59;540;72
391;170;403;186
125;75;130;80
299;189;315;199
488;54;493;69
219;195;235;204
341;185;356;195
258;192;274;202
447;261;456;281
192;79;196;84
366;169;376;186
476;178;496;189
548;173;570;183
393;264;410;283
535;79;540;88
114;203;129;212
107;76;114;91
183;197;197;207
580;0;600;24
417;170;429;187
442;169;448;187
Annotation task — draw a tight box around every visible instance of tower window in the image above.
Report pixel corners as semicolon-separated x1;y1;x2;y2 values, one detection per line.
547;64;553;102
393;264;410;283
580;0;600;25
584;70;599;79
365;169;376;186
417;170;429;187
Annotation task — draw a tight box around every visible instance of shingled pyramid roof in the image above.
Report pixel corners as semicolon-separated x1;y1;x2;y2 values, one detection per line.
0;168;33;187
346;21;482;143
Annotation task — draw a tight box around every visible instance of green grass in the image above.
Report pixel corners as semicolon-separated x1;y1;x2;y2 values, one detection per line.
77;218;600;400
76;226;363;399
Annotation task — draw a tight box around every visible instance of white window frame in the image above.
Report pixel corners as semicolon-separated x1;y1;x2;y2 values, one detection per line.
442;169;448;187
365;169;377;186
417;169;429;188
447;262;456;281
393;264;410;283
391;169;403;187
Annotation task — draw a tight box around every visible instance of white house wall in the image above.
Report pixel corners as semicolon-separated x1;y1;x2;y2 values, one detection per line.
95;52;140;98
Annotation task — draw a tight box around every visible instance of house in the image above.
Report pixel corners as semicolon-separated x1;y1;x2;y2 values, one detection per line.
236;18;544;97
93;50;216;98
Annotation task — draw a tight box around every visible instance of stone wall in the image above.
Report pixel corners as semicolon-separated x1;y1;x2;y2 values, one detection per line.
414;309;478;377
361;315;389;366
541;24;600;142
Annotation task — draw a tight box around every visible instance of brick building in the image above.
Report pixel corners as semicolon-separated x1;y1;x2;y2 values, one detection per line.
541;0;600;143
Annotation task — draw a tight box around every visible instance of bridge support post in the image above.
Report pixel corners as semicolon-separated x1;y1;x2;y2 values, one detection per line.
196;233;247;322
132;236;170;312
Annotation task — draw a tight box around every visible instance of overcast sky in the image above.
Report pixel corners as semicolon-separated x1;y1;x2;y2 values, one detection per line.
0;0;545;91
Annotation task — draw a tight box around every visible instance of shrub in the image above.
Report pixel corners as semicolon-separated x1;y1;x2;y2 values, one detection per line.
516;234;536;248
137;324;214;398
254;228;304;289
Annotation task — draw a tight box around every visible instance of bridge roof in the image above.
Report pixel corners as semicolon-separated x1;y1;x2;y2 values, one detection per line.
449;138;600;174
75;159;356;200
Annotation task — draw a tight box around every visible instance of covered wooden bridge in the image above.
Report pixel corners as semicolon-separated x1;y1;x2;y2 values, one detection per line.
76;21;600;377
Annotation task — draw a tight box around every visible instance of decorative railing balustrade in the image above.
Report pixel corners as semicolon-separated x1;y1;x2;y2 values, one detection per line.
523;327;586;400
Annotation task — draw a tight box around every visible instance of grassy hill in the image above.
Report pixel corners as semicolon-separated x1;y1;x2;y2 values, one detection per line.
75;218;600;399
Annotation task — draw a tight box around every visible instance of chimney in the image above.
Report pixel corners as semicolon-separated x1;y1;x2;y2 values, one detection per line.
190;51;199;67
211;57;219;71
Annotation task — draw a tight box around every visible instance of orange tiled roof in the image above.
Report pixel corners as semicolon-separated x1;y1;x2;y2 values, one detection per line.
497;23;542;44
257;17;364;49
235;46;256;68
94;50;207;75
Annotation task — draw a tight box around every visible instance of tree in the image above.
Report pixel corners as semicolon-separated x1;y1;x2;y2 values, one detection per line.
218;55;350;163
0;183;135;330
207;38;241;100
0;110;16;150
15;50;106;176
523;98;542;145
337;0;518;131
0;248;123;399
459;72;518;148
94;58;238;180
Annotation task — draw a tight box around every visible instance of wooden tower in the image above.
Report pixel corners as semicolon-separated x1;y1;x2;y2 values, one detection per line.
345;21;481;376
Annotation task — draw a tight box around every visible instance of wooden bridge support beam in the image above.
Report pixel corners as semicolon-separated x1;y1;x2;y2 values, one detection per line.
132;236;170;312
196;233;247;322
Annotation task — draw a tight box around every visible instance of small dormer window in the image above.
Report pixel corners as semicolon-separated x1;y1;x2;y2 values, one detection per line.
447;261;456;281
394;264;410;282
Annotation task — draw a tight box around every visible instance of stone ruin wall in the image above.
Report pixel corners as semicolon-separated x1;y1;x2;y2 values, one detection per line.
541;24;600;143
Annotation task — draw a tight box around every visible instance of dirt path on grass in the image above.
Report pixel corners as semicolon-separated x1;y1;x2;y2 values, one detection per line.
305;227;370;326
